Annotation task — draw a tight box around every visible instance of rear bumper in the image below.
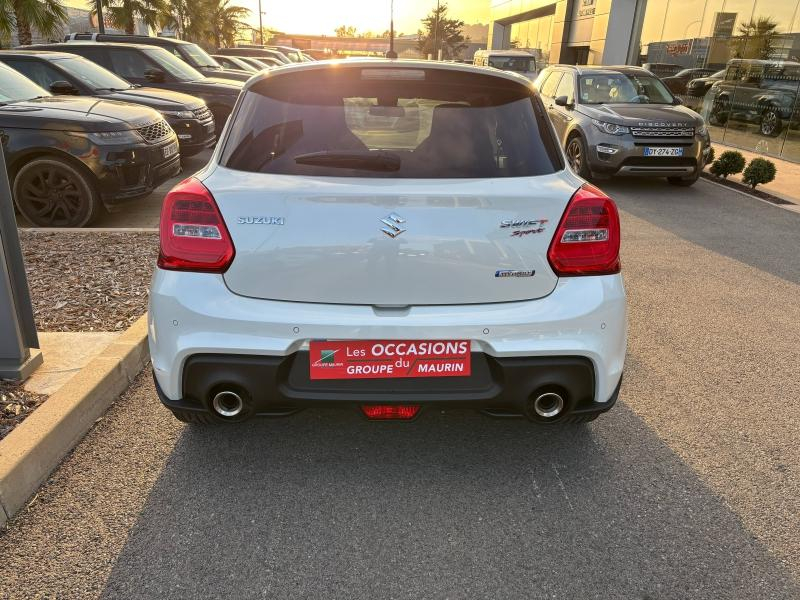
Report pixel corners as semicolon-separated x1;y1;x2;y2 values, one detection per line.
148;270;627;411
153;354;622;421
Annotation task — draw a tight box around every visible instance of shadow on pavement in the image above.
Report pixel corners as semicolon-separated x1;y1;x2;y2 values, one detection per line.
602;178;800;286
100;402;800;599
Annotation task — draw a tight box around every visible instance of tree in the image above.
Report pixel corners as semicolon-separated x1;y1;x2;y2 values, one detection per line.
334;24;356;37
416;3;468;60
207;0;249;48
93;0;166;35
6;0;67;46
730;17;779;60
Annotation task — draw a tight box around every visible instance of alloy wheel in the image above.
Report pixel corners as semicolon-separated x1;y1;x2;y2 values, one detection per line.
15;163;90;227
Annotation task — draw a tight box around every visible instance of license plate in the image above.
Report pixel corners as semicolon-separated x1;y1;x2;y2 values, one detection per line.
643;147;683;157
163;141;179;159
309;340;471;380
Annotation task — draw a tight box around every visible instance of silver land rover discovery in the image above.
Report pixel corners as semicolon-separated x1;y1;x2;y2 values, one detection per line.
535;65;712;186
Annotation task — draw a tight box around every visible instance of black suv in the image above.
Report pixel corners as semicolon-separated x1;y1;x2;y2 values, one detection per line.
1;49;214;157
0;61;180;227
34;42;243;134
65;33;251;82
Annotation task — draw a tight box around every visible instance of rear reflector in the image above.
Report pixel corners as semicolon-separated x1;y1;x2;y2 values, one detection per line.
158;177;235;273
547;183;621;276
361;405;421;420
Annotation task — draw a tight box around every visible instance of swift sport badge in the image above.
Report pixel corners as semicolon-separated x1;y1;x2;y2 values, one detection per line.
500;218;548;237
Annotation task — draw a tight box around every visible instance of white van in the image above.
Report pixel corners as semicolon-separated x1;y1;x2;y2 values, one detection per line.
473;49;538;80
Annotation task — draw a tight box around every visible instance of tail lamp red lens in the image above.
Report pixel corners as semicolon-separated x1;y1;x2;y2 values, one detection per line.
158;177;235;273
361;405;421;420
547;183;621;276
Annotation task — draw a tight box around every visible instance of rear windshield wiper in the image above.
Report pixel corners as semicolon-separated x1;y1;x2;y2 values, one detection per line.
294;151;401;172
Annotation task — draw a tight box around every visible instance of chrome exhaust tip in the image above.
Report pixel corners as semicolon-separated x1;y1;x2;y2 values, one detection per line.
532;392;565;419
212;390;245;418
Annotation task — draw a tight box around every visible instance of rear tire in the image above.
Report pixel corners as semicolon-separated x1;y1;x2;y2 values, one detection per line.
170;409;218;424
565;134;592;179
13;157;100;228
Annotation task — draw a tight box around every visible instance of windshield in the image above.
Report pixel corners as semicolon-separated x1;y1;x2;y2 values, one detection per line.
0;63;50;103
711;69;725;78
488;56;536;72
178;43;222;69
57;57;131;90
579;73;673;104
145;47;204;81
221;68;559;178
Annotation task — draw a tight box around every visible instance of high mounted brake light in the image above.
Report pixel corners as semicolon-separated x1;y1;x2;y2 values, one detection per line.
158;177;235;273
547;183;621;276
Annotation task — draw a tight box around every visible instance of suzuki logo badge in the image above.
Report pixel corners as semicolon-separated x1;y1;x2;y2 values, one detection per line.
380;212;407;238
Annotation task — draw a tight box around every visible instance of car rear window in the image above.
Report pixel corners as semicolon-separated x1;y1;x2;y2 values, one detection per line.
220;66;561;178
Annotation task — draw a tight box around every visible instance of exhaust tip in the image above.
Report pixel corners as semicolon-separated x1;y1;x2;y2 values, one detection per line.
532;392;565;419
212;390;245;418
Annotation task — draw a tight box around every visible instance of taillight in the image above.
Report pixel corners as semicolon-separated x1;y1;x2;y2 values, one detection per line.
158;177;235;273
361;405;421;420
547;183;621;276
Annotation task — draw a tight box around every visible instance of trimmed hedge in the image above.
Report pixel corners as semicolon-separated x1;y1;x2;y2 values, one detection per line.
742;158;777;189
709;150;746;178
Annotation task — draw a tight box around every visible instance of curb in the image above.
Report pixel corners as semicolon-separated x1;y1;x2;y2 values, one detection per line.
0;314;149;529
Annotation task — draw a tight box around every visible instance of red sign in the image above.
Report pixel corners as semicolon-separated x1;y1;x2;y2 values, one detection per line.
309;340;471;380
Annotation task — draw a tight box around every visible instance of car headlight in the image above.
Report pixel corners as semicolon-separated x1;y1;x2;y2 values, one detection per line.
160;110;195;120
592;119;630;135
70;130;143;144
696;122;708;136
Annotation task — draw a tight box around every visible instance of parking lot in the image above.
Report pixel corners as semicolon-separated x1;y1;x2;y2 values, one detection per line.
2;174;799;598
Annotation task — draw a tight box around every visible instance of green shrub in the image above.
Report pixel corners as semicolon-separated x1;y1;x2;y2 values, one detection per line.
709;150;746;178
705;146;715;166
742;158;777;189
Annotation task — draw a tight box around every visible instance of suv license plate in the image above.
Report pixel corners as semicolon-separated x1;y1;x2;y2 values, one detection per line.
644;147;683;157
309;340;471;380
163;141;179;159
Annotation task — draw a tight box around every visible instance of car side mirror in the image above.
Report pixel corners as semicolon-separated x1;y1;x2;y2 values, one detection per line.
554;95;573;108
49;80;79;95
672;96;683;106
144;68;165;83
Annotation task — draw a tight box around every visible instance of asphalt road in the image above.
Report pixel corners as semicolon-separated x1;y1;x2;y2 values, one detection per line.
1;178;799;599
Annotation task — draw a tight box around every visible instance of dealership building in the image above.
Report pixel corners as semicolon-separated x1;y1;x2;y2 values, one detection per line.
489;0;800;161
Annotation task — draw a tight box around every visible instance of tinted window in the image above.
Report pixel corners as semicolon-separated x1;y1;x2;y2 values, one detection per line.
178;43;221;69
144;47;203;81
221;68;559;178
108;48;155;80
0;63;50;102
2;59;65;90
55;57;131;90
540;71;562;97
488;56;536;72
554;73;574;101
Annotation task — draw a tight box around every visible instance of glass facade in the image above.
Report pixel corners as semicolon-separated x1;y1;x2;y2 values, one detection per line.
639;0;800;161
509;14;555;67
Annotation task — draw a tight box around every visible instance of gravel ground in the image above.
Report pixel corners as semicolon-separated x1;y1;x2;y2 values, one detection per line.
19;231;158;332
0;380;46;441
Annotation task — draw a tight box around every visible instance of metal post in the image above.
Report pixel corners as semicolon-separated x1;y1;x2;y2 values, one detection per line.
95;0;105;34
258;0;264;45
0;145;42;380
386;0;397;59
432;0;440;60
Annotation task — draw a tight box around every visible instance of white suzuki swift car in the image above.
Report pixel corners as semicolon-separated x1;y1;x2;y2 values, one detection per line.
149;59;626;424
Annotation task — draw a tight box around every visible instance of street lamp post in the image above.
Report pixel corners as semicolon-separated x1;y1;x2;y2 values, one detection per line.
432;0;440;59
95;0;105;34
387;0;397;59
258;0;264;45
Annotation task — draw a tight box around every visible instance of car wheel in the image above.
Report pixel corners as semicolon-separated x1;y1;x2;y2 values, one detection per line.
565;135;591;179
760;107;783;137
667;171;700;187
13;157;100;228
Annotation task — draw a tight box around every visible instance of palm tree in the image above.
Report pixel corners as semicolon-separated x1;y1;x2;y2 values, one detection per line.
92;0;166;35
208;0;248;49
8;0;67;46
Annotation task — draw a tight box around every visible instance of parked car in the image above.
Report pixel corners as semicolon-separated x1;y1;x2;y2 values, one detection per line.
64;33;251;82
661;67;717;95
686;69;725;97
534;65;711;185
233;44;307;63
236;56;282;69
1;49;214;157
707;58;800;137
149;59;626;425
212;55;259;73
641;62;682;78
473;49;538;80
215;47;290;64
33;42;243;135
0;62;179;227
